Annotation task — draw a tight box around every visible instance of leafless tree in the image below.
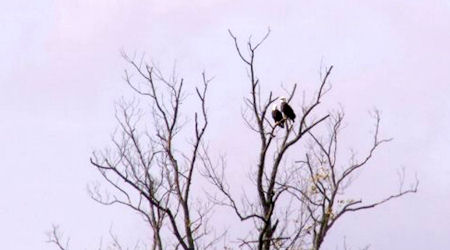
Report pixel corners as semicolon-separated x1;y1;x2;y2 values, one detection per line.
49;31;417;250
201;30;418;250
88;52;213;250
293;111;418;250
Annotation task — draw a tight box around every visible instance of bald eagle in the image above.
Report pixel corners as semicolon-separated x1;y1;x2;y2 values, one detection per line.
272;105;284;128
280;97;296;122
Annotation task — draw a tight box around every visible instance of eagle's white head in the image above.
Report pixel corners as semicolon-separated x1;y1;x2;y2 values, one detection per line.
280;97;287;103
272;104;279;111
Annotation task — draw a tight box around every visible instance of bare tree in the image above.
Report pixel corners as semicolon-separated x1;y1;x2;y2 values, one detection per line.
294;111;418;250
49;31;417;250
201;30;418;250
88;53;213;250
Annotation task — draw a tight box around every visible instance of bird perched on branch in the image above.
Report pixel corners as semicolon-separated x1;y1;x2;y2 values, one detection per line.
280;97;296;122
272;104;284;128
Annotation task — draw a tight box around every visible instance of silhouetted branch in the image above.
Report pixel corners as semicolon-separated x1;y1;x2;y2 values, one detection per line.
47;225;69;250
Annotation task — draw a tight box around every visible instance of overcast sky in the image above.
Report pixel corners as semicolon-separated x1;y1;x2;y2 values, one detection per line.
1;0;450;249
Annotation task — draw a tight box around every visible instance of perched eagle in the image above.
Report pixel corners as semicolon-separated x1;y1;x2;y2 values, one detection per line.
280;97;296;122
272;104;284;128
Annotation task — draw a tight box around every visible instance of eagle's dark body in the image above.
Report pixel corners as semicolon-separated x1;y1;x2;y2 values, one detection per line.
281;100;296;121
272;108;284;128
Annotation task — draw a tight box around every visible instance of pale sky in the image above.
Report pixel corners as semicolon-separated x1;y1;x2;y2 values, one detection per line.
1;0;450;249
